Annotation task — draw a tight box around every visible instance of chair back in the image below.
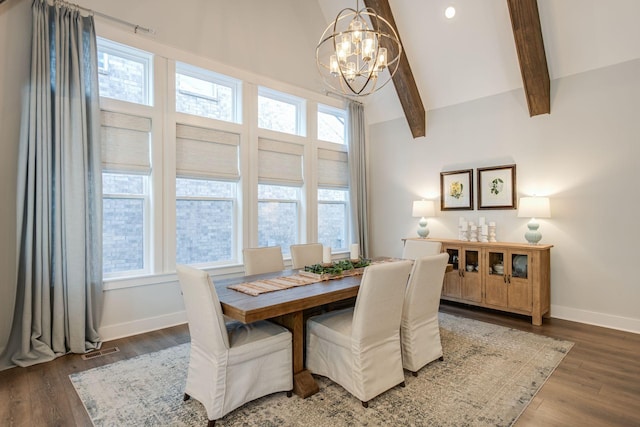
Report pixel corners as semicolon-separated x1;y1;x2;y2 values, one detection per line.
352;260;413;345
243;246;285;275
403;253;449;324
176;265;230;354
290;243;323;269
402;240;442;260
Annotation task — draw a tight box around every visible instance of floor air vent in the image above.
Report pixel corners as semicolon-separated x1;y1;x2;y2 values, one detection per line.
81;346;120;360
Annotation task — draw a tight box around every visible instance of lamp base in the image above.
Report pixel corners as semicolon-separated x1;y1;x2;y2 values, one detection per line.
524;219;542;245
417;217;429;239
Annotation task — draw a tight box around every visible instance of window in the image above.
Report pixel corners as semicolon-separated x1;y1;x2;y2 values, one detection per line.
317;147;349;251
258;87;306;136
258;184;300;256
318;188;349;251
318;104;347;144
175;62;242;123
175;124;241;266
103;173;149;275
95;37;354;281
97;38;153;105
176;179;236;265
100;109;152;277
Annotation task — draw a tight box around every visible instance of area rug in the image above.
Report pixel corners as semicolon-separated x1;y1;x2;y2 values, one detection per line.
69;313;573;426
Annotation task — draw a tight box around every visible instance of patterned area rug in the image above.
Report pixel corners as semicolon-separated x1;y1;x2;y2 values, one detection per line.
70;313;573;426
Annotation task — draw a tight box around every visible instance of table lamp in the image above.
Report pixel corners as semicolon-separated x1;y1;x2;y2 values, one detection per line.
412;200;435;238
517;197;551;244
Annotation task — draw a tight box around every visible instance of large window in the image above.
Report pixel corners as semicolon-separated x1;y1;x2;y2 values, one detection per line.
318;188;349;251
175;62;241;123
96;36;353;281
258;87;306;136
318;104;346;144
97;38;153;105
176;179;236;265
175;124;241;266
102;173;149;275
258;184;300;256
98;39;154;277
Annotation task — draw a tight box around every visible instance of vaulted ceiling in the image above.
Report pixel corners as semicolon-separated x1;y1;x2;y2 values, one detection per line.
317;0;640;131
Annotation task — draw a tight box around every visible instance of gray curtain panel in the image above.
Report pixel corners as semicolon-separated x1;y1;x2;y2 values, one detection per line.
347;101;370;258
0;0;103;370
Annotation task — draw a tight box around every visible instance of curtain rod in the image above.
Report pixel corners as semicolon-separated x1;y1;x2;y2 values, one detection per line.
325;90;363;105
53;0;155;34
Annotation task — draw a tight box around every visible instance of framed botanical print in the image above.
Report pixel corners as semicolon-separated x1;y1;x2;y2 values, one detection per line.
440;169;474;210
477;164;517;209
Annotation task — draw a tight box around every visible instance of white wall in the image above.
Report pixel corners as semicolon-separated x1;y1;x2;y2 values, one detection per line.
368;59;640;333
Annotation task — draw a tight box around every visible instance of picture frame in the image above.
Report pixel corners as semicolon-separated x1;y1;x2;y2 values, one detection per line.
477;164;517;210
440;169;474;210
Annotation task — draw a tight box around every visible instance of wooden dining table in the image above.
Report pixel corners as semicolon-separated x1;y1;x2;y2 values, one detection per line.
215;268;363;398
215;260;452;398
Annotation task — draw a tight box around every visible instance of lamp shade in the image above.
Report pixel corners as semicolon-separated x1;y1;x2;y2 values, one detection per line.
412;200;435;218
518;197;551;218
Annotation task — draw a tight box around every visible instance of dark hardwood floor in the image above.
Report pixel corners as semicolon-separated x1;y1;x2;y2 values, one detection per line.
1;303;639;426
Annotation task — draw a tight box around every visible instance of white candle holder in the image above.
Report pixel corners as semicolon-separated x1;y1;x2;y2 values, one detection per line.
488;224;497;243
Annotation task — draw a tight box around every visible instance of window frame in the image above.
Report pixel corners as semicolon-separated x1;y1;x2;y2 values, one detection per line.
257;183;302;256
102;172;152;278
175;62;243;124
257;86;307;137
96;37;154;106
317;103;347;145
317;187;350;252
175;177;239;267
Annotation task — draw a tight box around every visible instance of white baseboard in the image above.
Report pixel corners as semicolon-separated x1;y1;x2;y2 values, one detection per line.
98;305;639;343
551;304;640;335
98;310;188;342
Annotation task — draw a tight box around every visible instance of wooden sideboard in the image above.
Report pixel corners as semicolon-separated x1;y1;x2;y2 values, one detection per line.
403;238;553;325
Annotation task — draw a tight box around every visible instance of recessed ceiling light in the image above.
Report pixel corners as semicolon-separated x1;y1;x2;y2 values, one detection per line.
445;6;456;19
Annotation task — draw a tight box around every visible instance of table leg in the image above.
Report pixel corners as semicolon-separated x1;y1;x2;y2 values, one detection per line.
273;311;319;398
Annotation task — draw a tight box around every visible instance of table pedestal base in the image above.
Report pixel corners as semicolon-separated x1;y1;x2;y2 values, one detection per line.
293;369;319;398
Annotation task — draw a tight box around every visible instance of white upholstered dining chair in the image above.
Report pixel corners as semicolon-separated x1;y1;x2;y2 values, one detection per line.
176;265;293;426
243;246;285;275
305;260;413;407
402;239;442;260
290;243;323;269
400;253;449;376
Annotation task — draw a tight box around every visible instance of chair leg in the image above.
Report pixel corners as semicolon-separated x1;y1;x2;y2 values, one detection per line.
400;381;406;388
411;371;418;377
362;401;369;408
286;390;293;398
439;356;444;361
183;393;191;401
207;420;216;427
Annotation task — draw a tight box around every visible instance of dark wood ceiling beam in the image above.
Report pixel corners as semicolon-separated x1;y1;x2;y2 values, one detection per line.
507;0;550;116
364;0;426;138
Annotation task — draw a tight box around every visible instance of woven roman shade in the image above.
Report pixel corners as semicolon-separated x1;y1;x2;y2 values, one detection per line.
258;138;303;185
176;124;240;181
317;148;349;188
101;111;151;174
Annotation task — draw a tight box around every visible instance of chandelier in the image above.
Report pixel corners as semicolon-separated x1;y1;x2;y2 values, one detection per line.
316;1;402;97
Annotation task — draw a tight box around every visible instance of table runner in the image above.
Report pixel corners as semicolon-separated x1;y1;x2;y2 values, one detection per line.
227;273;322;296
228;258;406;296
